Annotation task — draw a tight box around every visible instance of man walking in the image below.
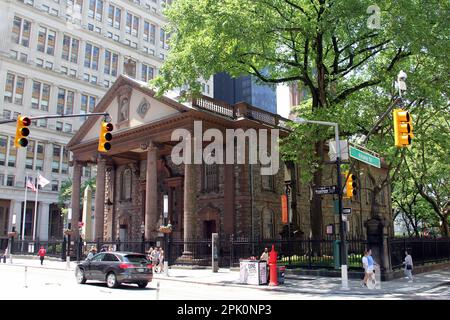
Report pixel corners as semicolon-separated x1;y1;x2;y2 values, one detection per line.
38;246;46;265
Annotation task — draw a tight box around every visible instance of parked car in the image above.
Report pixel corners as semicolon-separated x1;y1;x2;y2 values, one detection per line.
75;251;153;288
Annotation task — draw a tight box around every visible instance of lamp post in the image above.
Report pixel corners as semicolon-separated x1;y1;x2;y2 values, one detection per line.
294;118;348;290
8;214;17;262
163;194;169;276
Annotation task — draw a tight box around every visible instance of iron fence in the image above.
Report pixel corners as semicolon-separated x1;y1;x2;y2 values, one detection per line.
389;237;450;269
4;236;450;272
229;236;368;270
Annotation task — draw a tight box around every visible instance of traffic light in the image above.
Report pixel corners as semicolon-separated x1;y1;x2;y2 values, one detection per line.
98;120;113;152
393;109;413;147
14;115;31;148
344;171;357;199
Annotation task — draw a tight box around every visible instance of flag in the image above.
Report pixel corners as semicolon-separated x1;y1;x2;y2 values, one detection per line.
38;174;50;188
26;177;36;192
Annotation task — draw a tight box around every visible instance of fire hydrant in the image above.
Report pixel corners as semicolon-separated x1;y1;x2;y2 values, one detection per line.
268;244;278;286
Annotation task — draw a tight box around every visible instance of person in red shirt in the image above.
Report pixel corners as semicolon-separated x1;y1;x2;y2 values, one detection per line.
38;246;46;265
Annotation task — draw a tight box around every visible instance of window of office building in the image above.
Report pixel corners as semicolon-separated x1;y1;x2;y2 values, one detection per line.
12;16;31;47
3;110;11;120
84;43;100;70
52;144;61;173
104;50;118;77
62;147;69;174
51;180;59;191
31;81;51;111
37;26;56;55
4;73;25;105
25;140;35;169
143;21;156;44
84;166;91;178
57;88;75;115
8;137;16;167
126;13;139;37
39;119;48;128
88;0;103;21
141;64;154;82
67;0;83;13
108;5;121;29
64;123;72;133
36;143;44;171
6;175;15;187
160;28;170;49
62;35;79;63
0;174;3;186
0;135;7;166
56;121;63;131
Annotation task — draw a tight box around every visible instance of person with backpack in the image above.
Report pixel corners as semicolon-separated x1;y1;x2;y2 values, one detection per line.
38;246;46;265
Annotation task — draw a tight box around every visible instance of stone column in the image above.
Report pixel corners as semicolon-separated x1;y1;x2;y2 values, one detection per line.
38;202;50;241
145;143;158;240
182;137;197;256
94;157;106;240
71;161;82;239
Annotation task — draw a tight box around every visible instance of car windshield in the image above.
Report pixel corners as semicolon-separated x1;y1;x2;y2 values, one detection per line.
123;254;148;264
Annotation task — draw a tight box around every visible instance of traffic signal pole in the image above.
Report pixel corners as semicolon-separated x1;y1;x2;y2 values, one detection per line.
0;112;110;125
294;118;348;290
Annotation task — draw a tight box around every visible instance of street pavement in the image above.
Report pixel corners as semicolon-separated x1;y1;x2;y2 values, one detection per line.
1;255;449;299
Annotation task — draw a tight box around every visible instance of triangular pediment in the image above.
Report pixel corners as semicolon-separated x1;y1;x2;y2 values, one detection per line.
67;76;190;148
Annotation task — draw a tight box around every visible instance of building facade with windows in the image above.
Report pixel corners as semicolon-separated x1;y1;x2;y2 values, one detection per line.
0;0;213;243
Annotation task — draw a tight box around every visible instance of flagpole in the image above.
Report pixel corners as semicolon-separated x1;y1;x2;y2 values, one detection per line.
21;173;28;241
32;172;39;241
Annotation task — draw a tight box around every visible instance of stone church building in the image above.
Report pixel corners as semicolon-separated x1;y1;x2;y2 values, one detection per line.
67;75;393;248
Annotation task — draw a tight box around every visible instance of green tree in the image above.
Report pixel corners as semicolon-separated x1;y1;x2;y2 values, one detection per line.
58;177;96;219
153;0;449;239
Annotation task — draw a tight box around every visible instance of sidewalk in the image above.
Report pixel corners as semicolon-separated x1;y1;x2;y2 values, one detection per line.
150;267;450;296
3;257;449;297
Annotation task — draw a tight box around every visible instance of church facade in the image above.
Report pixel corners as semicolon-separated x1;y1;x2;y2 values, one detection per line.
67;75;394;249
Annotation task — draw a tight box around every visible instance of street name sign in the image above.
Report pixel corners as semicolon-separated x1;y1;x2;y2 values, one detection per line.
349;146;381;168
314;185;337;195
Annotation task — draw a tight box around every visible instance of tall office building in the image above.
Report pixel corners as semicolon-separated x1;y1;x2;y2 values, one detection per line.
0;0;214;243
214;72;277;114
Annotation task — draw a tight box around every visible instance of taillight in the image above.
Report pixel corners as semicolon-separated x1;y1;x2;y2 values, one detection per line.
119;263;133;269
147;264;153;269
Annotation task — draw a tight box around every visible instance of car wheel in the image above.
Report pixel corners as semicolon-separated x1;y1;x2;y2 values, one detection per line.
76;268;86;284
106;272;119;288
137;281;148;288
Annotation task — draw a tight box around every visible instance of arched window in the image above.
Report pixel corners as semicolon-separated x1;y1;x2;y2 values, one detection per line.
261;208;275;239
121;168;132;200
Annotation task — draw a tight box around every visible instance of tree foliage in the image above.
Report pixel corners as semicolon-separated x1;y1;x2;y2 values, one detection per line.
153;0;449;236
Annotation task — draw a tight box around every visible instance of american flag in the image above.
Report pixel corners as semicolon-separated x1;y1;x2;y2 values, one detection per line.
26;177;37;192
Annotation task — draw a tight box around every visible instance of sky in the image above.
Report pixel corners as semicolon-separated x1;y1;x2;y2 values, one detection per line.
276;84;291;118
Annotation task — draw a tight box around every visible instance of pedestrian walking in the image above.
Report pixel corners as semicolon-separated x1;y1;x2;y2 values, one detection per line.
152;247;161;273
159;249;165;273
260;248;269;282
361;249;369;287
147;247;154;263
38;246;46;265
403;250;414;282
1;247;8;263
86;246;97;260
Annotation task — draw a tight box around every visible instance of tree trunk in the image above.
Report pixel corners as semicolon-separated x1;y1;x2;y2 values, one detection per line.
310;141;324;246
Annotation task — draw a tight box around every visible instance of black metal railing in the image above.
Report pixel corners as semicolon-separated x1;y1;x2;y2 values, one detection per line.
5;236;450;272
389;237;450;269
229;235;367;270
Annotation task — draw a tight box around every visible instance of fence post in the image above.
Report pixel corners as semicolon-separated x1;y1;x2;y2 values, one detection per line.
230;235;233;268
308;237;312;269
61;237;67;261
117;237;121;252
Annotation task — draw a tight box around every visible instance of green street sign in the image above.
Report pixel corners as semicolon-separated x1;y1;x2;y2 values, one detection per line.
349;146;381;168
